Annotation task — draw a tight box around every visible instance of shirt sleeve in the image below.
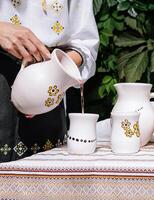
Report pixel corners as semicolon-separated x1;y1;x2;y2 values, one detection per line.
66;0;99;82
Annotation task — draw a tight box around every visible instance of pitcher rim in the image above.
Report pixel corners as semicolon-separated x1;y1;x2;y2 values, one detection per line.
114;83;152;87
111;111;140;117
53;48;82;81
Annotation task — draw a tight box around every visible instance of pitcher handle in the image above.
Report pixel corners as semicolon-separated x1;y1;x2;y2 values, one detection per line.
150;93;154;99
19;60;27;73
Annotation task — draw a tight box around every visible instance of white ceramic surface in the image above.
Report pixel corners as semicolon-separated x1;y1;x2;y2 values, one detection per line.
111;111;140;154
11;49;82;115
112;83;154;147
67;113;99;155
96;119;111;141
150;101;154;142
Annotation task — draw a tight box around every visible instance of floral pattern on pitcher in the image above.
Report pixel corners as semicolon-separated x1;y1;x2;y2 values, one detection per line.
48;85;59;96
121;119;140;138
45;84;64;107
55;93;63;104
45;97;54;107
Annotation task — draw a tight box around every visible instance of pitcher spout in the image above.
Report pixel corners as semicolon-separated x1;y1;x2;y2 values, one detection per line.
52;49;83;90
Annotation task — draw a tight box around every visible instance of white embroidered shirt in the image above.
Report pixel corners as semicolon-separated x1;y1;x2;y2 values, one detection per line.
0;0;99;81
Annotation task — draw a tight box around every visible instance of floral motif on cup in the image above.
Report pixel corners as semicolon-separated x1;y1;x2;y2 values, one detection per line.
121;119;131;130
45;97;54;107
48;85;59;96
124;129;134;138
121;119;140;138
133;122;140;137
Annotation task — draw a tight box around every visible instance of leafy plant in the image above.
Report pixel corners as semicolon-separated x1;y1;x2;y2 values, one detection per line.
93;0;154;101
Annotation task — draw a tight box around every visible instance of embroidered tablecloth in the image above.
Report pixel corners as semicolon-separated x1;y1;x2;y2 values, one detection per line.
0;142;154;200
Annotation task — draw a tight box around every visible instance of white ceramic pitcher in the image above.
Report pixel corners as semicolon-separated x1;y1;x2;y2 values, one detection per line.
112;83;154;146
11;49;82;115
67;113;99;154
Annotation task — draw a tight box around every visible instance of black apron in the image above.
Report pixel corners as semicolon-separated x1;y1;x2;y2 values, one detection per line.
0;49;67;162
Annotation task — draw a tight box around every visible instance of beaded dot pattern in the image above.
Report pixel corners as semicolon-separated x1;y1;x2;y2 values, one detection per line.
67;135;96;143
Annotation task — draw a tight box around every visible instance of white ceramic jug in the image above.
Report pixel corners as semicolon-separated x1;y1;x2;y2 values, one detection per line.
67;113;99;154
112;83;154;146
11;49;82;115
111;111;140;154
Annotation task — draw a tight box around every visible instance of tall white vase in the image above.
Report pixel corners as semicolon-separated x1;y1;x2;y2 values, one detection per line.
112;83;154;146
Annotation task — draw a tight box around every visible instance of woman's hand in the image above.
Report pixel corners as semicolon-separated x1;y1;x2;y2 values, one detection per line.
66;50;83;67
0;22;51;63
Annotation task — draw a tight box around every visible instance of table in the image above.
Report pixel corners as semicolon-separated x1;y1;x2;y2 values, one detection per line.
0;142;154;200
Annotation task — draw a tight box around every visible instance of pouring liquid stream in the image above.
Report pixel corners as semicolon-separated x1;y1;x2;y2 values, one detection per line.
80;83;84;114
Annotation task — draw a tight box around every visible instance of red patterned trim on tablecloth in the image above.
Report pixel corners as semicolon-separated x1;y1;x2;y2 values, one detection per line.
0;165;154;175
1;173;154;180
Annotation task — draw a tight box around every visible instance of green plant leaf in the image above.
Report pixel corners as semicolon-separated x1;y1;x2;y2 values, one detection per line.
118;45;146;67
117;46;146;79
114;34;146;47
150;51;154;72
147;39;154;51
137;13;145;24
124;51;148;82
101;29;113;37
148;4;154;10
112;11;124;20
100;33;110;46
99;13;110;21
103;18;114;31
102;75;113;84
117;0;127;2
133;1;148;11
100;76;118;96
117;1;130;11
93;0;103;15
97;22;104;30
98;85;106;98
107;0;117;7
125;16;143;35
114;21;124;31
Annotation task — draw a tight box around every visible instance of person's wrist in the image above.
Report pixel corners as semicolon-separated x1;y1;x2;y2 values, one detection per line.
65;50;83;67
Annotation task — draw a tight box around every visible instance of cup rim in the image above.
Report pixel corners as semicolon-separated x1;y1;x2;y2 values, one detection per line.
69;113;99;118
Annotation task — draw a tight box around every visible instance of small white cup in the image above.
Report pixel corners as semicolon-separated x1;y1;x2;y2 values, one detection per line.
111;111;140;154
67;113;99;154
150;101;154;142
